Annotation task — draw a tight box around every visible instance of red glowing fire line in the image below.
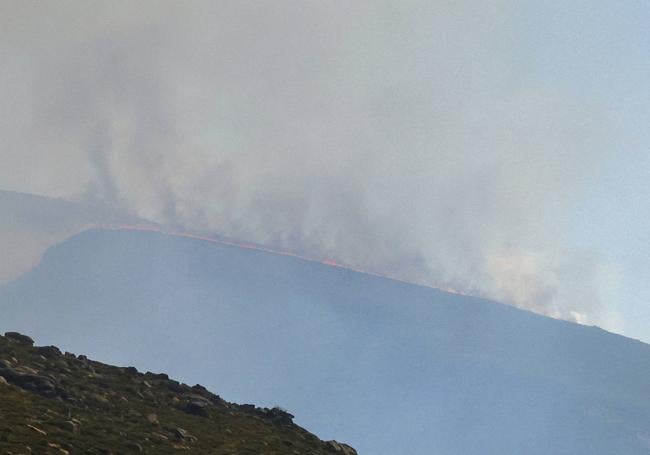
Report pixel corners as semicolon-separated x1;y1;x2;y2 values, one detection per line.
81;223;467;297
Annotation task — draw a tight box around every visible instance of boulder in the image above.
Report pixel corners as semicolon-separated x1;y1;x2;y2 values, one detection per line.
325;440;358;454
265;407;294;425
34;346;62;358
0;365;58;397
174;427;197;442
182;400;209;417
4;332;34;346
123;366;138;375
145;372;168;381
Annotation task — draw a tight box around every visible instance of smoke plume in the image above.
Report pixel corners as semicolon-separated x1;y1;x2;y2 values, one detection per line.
0;1;618;324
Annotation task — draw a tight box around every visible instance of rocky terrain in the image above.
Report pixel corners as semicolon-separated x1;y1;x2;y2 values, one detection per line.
0;331;356;454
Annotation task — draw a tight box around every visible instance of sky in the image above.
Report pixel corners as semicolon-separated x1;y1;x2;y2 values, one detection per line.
0;1;649;341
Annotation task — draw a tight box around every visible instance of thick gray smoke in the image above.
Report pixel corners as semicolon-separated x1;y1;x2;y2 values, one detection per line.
0;1;618;324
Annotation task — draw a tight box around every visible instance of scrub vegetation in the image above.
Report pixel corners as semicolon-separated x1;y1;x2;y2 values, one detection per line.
0;332;355;454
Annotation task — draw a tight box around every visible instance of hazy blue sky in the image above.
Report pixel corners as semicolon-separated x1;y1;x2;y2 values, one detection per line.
517;2;650;341
0;1;649;341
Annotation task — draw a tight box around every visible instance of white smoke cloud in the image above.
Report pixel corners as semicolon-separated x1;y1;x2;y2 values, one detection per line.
0;1;619;325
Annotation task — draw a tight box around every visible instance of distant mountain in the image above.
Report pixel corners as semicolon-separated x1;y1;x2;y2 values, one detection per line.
0;331;355;454
1;228;649;454
0;190;129;229
0;190;150;284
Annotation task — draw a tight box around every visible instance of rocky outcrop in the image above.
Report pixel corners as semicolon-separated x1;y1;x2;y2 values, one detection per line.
0;358;58;398
326;440;359;454
0;331;357;454
4;332;34;346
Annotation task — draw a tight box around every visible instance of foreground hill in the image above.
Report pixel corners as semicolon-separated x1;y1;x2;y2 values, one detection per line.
0;331;355;454
1;228;650;454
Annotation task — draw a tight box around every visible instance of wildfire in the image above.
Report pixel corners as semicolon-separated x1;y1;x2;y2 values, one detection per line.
322;259;341;267
80;223;468;297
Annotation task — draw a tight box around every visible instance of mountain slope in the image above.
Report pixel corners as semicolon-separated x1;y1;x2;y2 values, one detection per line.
1;228;650;454
0;331;355;454
0;190;148;285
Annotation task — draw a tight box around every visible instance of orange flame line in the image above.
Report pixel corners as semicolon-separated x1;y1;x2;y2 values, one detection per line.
80;223;468;297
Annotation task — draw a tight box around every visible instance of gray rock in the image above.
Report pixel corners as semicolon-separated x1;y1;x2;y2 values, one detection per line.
34;346;62;358
174;427;197;442
182;400;209;417
55;420;79;434
4;332;34;346
0;366;58;397
265;407;294;425
325;441;357;454
145;371;168;381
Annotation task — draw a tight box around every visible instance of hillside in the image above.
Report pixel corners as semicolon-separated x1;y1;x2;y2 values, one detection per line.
0;190;149;285
0;331;355;454
1;228;650;454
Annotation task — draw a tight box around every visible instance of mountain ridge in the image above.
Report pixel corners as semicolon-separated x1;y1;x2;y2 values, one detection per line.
2;228;650;454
